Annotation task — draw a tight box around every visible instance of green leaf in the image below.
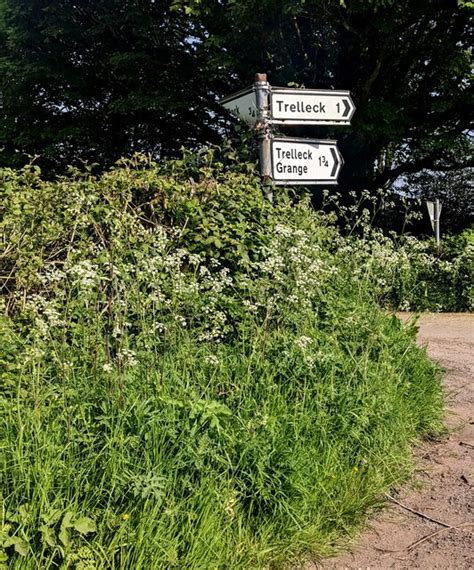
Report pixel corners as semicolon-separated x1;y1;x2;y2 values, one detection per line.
73;517;97;535
59;527;70;547
40;525;57;547
61;511;75;529
13;539;28;557
17;505;29;522
41;508;62;525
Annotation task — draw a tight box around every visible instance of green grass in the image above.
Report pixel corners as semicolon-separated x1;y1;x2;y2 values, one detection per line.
0;155;444;568
0;309;444;568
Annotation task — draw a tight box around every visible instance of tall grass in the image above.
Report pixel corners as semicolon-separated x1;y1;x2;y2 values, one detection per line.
1;153;444;568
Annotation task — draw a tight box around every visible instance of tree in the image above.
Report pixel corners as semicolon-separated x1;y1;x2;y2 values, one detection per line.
0;0;472;193
193;0;472;193
399;168;473;234
0;0;226;170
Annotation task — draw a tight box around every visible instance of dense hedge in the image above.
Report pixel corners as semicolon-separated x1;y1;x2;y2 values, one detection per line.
337;229;473;312
1;153;444;568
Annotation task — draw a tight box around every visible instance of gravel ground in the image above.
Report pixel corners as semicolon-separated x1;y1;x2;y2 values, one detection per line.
313;313;474;570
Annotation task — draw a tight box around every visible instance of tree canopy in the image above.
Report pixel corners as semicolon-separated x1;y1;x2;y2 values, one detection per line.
0;0;472;197
0;0;227;170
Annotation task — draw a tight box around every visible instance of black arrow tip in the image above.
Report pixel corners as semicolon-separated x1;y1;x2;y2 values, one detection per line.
330;148;338;177
343;99;351;117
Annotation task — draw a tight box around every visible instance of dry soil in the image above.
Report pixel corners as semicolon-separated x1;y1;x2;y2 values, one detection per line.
314;312;474;570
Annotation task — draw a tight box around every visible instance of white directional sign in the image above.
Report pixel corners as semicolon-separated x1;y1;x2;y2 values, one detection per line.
220;87;258;125
426;200;442;231
271;137;343;185
270;88;355;125
221;86;355;126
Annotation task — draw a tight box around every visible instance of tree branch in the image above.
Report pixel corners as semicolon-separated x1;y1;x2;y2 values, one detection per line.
360;51;384;102
368;153;474;190
292;16;310;64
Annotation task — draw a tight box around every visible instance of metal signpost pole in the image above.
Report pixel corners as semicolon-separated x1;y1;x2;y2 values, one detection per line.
254;73;273;203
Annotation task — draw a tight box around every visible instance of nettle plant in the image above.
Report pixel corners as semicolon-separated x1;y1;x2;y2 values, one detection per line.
0;506;96;568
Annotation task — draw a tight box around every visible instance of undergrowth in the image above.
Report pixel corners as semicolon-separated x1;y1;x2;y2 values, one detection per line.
337;229;473;312
326;189;473;312
1;151;444;568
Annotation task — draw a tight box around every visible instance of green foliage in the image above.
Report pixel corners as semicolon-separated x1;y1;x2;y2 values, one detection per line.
337;229;473;312
0;153;444;568
322;186;473;311
0;0;225;170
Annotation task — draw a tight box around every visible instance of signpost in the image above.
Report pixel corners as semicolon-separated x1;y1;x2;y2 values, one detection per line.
220;74;355;193
271;138;343;185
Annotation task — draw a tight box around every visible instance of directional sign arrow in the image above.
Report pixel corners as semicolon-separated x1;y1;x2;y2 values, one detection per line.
270;137;343;185
270;88;355;125
220;86;258;125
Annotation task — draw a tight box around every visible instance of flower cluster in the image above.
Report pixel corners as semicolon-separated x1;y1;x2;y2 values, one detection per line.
337;228;473;312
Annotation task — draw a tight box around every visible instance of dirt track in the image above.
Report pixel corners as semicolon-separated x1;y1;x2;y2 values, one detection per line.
319;313;474;569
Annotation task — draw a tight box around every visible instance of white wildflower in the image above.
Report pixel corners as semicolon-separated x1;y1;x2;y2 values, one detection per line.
174;315;187;327
150;291;166;303
152;322;166;333
294;335;313;350
205;354;220;366
112;325;123;338
68;260;99;288
117;348;138;367
188;254;202;265
243;299;259;312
